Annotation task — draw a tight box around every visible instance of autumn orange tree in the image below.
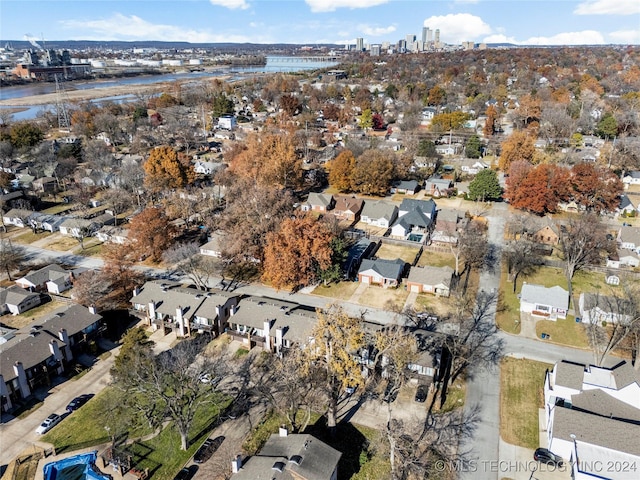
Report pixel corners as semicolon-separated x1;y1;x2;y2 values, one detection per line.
569;163;623;214
506;164;569;215
351;149;394;196
483;105;498;137
430;111;470;132
128;207;176;263
143;146;196;193
262;214;336;291
327;150;356;192
498;130;535;171
229;133;302;189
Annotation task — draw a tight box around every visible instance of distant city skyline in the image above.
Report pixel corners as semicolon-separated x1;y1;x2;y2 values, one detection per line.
1;1;639;46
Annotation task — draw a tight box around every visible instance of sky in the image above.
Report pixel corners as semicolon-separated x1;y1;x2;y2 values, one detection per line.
1;0;639;46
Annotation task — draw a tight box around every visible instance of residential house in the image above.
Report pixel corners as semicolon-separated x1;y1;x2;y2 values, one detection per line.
421;107;436;121
231;430;341;480
0;305;103;413
343;238;376;279
226;296;318;353
543;360;640;480
606;249;640;269
618;226;640;253
622;170;640;185
29;213;66;233
15;264;73;294
390;198;437;241
331;196;364;223
578;293;633;325
390;180;419;195
358;258;405;287
360;201;398;228
193;160;224;176
2;208;35;228
95;226;129;245
301;192;335;213
406;266;454;297
199;233;223;258
0;286;43;315
431;209;463;246
59;218;101;239
130;280;239;337
435;144;457;156
32;177;57;193
520;283;569;320
460;160;489;175
424;175;452;197
617;195;637;217
532;224;560;246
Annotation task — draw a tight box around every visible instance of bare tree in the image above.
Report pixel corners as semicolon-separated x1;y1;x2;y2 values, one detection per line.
101;188;133;227
71;270;114;310
503;239;542;293
162;242;217;291
0;239;26;280
558;214;610;305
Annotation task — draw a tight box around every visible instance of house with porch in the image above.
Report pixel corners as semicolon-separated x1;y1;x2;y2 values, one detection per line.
0;286;43;315
15;264;74;294
358;258;405;287
0;305;103;413
406;266;454;297
519;283;569;320
390;198;436;241
617;194;637;217
543;360;640;480
618;226;640;253
331;196;364;223
2;208;35;228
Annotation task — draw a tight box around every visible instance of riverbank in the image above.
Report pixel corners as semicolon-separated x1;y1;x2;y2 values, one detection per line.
0;77;233;107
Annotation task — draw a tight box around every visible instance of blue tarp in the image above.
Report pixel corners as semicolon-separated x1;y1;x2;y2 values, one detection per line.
43;452;111;480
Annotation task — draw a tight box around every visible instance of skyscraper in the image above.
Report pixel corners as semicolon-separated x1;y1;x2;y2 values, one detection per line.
421;27;428;44
426;27;433;43
435;29;440;45
356;37;364;52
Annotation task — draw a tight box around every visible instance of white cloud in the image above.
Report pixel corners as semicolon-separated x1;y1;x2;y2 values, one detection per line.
483;30;606;46
359;24;396;36
609;29;640;44
574;0;640;15
209;0;249;10
423;13;492;44
60;13;250;43
305;0;389;13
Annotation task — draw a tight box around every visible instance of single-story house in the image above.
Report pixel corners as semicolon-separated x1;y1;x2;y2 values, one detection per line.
520;283;569;320
622;170;640;185
617;195;637;216
0;286;43;315
460;160;489;175
406;265;454;297
532;224;560;246
360;200;398;228
358;258;405;288
193;160;224;176
29;213;66;233
32;177;58;193
343;238;376;278
606;249;640;269
95;226;130;245
59;218;101;238
390;180;419;195
331;196;364;223
199;233;223;258
15;264;73;294
578;293;633;325
431;209;463;246
301;192;335;213
424;175;452;197
618;226;640;253
2;209;35;228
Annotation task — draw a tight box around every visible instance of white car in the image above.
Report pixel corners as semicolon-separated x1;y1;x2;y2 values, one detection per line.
35;413;62;434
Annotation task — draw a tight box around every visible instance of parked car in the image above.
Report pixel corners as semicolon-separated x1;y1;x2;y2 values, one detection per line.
173;468;192;480
66;394;92;413
35;413;62;434
534;448;564;467
194;436;224;464
414;385;427;403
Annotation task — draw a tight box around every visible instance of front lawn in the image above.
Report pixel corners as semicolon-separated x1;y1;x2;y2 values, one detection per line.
535;317;589;349
416;249;456;269
358;286;409;310
496;268;521;334
42;236;79;252
312;281;360;300
500;357;551;449
12;230;53;244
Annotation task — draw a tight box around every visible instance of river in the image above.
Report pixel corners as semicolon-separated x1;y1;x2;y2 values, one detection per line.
0;56;339;120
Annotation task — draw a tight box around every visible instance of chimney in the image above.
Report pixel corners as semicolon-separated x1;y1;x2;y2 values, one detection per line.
88;305;97;315
275;327;284;351
148;300;156;321
176;306;185;337
231;455;242;473
263;320;271;351
279;425;288;437
13;362;30;398
230;304;237;316
133;286;140;296
58;329;72;360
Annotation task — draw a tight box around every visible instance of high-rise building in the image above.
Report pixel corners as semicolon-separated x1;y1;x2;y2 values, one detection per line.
370;44;381;56
421;27;428;44
398;39;407;53
426;27;433;43
435;29;440;44
356;37;364;52
405;34;416;45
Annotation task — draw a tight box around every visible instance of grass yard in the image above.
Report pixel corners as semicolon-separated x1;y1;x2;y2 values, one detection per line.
374;243;421;264
12;230;53;244
1;300;67;329
496;268;521;334
42;236;79;251
500;357;552;449
41;204;74;215
358;286;409;310
416;249;456;269
72;238;103;256
312;281;360;300
535;317;589;349
433;378;466;413
413;293;452;317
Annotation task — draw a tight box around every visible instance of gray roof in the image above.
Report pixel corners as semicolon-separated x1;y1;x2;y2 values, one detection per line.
232;433;341;480
16;264;69;288
407;265;454;287
571;389;640;423
393;209;432;230
0;304;101;382
3;208;35;220
580;293;633;316
0;285;40;306
399;198;436;216
552;406;640;456
610;360;640;389
394;180;419;190
306;192;334;208
619;194;634;210
619;226;640;246
436;208;461;224
625;170;640;179
520;283;568;310
360;200;398;222
358;258;405;280
554;360;585;390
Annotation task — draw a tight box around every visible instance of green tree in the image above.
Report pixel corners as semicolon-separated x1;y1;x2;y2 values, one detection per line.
468;169;502;201
465;134;483;158
211;92;234;118
416;139;437;157
359;108;373;130
9;122;43;149
317;237;348;286
596;113;618;139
